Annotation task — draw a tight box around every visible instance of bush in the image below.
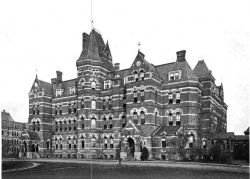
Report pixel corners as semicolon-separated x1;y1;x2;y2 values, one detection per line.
140;147;149;161
220;153;232;164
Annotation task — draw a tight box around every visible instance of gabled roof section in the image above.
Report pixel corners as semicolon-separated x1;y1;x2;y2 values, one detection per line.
244;127;249;135
56;79;77;97
38;79;53;95
77;28;105;62
168;54;198;82
155;62;175;83
209;132;235;140
153;126;182;136
193;60;211;77
126;51;161;78
29;75;53;96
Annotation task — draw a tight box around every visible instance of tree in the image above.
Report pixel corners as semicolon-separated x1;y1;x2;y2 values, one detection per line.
140;147;149;161
2;139;10;157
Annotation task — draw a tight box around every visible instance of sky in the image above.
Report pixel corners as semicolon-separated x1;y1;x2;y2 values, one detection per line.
0;0;249;134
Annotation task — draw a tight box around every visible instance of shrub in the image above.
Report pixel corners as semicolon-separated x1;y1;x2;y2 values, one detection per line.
140;147;149;161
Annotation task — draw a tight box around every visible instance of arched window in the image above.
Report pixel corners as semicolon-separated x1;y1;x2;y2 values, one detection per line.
33;105;36;115
81;98;84;109
91;118;96;129
141;111;145;125
169;93;173;104
169;113;173;126
155;112;158;125
81;136;85;149
91;136;96;148
140;70;145;81
110;136;114;149
37;104;40;115
108;98;112;110
55;104;58;115
176;92;181;103
37;121;40;131
91;81;96;90
47;140;50;149
189;134;194;148
104;136;107;149
140;90;145;102
80;116;85;129
109;116;113;129
122;115;126;128
133;90;138;103
176;112;181;125
73;102;77;113
68;103;71;114
103;116;107;129
134;71;139;81
91;100;96;110
59;104;62;115
133;112;138;124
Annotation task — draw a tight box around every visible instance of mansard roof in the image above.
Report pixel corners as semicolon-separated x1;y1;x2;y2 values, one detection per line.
38;79;53;95
153;126;182;136
193;60;211;77
155;62;175;83
77;28;105;62
168;58;198;82
56;79;77;97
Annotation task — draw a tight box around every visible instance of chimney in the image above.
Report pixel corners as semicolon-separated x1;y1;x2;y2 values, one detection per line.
82;33;89;50
176;50;186;62
114;63;120;71
56;71;62;82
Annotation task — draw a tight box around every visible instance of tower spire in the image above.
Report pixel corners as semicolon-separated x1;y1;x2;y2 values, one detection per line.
138;42;141;52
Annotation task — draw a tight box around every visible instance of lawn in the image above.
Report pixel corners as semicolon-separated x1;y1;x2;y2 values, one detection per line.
2;161;33;171
2;161;249;179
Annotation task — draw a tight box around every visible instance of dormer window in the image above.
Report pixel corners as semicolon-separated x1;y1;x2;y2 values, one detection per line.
70;86;75;94
56;89;62;97
91;81;96;90
169;71;181;81
104;81;110;89
134;71;139;81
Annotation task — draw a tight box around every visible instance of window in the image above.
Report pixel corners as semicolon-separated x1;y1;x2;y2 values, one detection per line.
56;144;58;149
110;136;114;149
162;138;166;148
47;140;50;149
82;140;85;149
140;90;145;102
108;98;112;110
68;104;71;113
155;90;158;104
122;115;126;128
91;118;96;129
169;113;173;126
133;91;137;103
69;143;71;149
176;112;181;125
92;100;96;109
70;86;75;94
189;134;194;148
81;98;84;109
169;71;180;81
91;137;96;148
104;81;110;89
169;93;173;104
109;116;113;129
37;105;40;115
103;99;106;110
134;71;139;81
59;104;62;115
141;111;145;125
140;70;145;81
55;105;58;115
56;89;62;96
74;126;76;131
33;105;35;115
133;112;138;124
104;136;107;149
202;140;206;149
176;92;181;103
155;112;158;125
91;81;96;90
123;97;126;109
73;102;77;113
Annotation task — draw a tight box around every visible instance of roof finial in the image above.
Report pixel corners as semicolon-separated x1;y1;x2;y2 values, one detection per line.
36;68;38;78
138;42;141;52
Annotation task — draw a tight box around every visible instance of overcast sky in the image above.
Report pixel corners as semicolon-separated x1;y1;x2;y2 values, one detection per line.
0;0;249;134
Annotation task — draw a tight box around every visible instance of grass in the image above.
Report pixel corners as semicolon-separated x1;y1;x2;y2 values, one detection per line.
2;161;249;179
2;161;33;170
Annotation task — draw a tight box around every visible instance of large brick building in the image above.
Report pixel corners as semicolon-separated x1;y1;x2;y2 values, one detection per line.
22;28;228;160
